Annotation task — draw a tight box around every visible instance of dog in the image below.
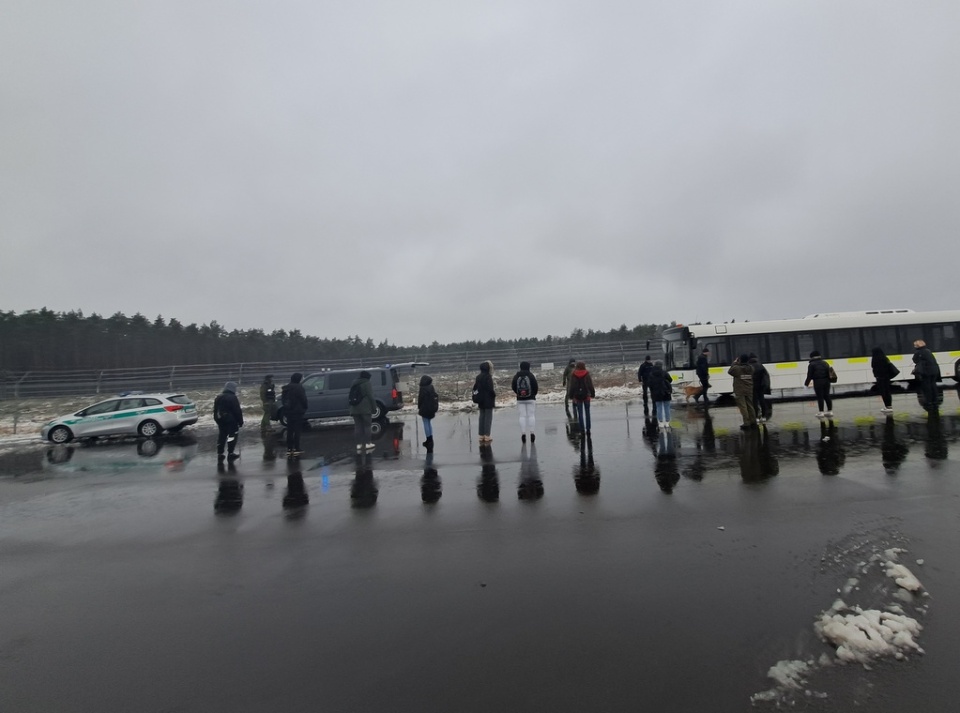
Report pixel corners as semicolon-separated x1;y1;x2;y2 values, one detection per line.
681;384;703;403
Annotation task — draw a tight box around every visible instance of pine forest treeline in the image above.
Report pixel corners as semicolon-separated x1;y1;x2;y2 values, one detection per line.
0;309;667;373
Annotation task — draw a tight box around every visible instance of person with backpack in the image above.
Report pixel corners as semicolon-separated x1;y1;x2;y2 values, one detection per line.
511;360;539;443
566;361;596;434
912;339;941;413
259;374;276;432
348;370;376;452
280;372;308;458
213;381;244;461
417;374;439;452
804;351;833;418
472;361;496;443
729;353;756;428
871;346;899;413
637;355;653;413
749;354;772;422
648;360;673;429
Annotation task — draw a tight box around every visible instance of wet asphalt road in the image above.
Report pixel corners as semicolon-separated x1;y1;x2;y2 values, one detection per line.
2;394;960;713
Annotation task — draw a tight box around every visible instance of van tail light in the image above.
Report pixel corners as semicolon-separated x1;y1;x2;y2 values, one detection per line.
164;405;184;412
391;388;398;399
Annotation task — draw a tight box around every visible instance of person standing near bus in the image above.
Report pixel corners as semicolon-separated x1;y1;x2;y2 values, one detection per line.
912;340;941;413
695;348;711;407
804;351;833;418
728;354;757;428
749;354;771;422
637;355;653;413
648;360;674;429
871;347;899;413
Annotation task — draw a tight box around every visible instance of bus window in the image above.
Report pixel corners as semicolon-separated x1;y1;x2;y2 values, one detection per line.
863;326;898;355
898;325;925;352
732;335;764;361
768;333;793;362
928;323;959;351
824;329;862;359
701;339;730;366
797;333;815;360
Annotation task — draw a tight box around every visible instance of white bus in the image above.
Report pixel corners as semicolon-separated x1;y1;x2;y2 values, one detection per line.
661;309;960;400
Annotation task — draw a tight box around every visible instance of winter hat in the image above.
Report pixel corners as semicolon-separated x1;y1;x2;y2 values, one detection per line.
291;372;303;383
360;370;371;379
520;361;530;370
264;374;273;380
809;351;821;359
479;362;490;372
738;354;750;364
644;355;652;361
576;361;586;369
224;381;237;393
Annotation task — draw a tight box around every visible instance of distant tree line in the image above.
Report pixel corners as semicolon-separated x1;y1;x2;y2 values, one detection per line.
0;308;667;372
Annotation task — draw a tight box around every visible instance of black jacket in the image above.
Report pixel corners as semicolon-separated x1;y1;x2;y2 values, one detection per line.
871;354;899;382
214;391;243;426
281;382;309;415
511;370;539;401
750;362;770;395
695;354;710;382
637;361;653;385
648;366;673;402
473;369;496;409
805;358;831;385
417;376;439;418
912;347;941;381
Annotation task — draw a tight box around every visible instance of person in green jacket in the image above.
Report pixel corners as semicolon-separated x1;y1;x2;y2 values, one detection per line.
349;370;376;452
728;353;756;429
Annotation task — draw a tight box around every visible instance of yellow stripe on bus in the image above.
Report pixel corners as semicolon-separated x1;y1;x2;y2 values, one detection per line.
848;357;868;364
775;363;797;369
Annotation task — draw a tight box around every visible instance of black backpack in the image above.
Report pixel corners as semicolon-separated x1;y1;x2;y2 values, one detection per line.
517;374;531;398
573;375;588;400
348;382;364;406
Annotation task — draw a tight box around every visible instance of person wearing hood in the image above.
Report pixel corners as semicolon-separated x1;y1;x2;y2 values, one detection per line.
417;374;439;452
566;361;596;433
803;351;833;418
637;355;654;413
511;360;539;443
349;370;377;452
728;353;756;428
912;339;941;413
871;347;899;413
259;374;276;432
694;348;711;407
281;372;308;458
472;361;496;443
748;354;771;422
647;360;673;429
213;381;244;461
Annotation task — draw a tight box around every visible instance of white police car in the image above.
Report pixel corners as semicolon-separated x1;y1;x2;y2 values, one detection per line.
40;393;199;443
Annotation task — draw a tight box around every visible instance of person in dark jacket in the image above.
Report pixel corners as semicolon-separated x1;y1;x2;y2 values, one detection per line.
566;361;596;434
213;381;244;461
694;348;711;407
637;355;654;413
562;358;576;415
748;354;771;422
349;370;376;452
511;360;539;443
912;340;941;413
417;374;439;452
728;353;756;428
473;361;496;443
804;351;833;418
259;374;276;432
647;360;673;429
871;347;899;413
281;372;308;458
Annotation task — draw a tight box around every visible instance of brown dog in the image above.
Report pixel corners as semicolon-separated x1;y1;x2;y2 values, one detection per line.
682;385;703;403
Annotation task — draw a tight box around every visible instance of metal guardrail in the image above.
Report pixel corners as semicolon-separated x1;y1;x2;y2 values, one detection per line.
0;340;663;399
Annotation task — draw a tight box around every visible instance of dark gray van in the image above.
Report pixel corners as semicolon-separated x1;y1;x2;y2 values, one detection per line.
275;366;405;425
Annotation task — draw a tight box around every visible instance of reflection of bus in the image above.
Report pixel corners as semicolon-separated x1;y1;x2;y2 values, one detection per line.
662;309;960;399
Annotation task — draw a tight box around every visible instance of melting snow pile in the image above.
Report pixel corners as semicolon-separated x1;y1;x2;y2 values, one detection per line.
752;547;928;705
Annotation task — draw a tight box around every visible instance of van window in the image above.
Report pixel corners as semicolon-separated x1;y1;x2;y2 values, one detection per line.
328;372;358;390
302;375;326;392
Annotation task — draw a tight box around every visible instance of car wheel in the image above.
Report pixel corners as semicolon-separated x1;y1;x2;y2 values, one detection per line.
49;425;73;444
138;420;162;438
371;402;384;419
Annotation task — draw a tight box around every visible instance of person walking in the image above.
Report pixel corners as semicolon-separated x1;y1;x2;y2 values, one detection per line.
648;360;673;429
259;374;276;432
472;361;496;443
213;381;244;461
280;372;308;458
804;351;833;418
871;347;899;413
912;339;941;413
728;353;757;428
567;360;596;434
417;374;439;452
695;348;711;407
562;358;576;415
749;354;772;422
511;361;539;443
637;355;654;413
349;370;377;452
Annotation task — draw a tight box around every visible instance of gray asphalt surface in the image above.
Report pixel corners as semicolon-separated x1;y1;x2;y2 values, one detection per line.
2;393;960;713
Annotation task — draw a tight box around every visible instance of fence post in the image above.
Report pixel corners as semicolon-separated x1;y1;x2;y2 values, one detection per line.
15;372;30;399
620;342;626;384
238;363;244;386
170;366;176;391
96;371;103;395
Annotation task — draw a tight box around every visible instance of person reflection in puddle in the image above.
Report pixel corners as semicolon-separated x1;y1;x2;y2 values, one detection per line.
477;444;499;502
421;452;442;504
282;459;309;512
517;443;543;501
924;412;948;464
757;425;780;480
350;453;378;508
738;426;763;483
654;430;679;493
881;415;909;475
214;460;243;514
816;421;845;476
573;435;600;495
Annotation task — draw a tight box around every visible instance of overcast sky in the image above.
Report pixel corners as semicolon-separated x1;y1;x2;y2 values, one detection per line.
2;1;958;346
